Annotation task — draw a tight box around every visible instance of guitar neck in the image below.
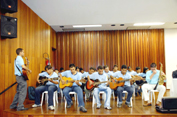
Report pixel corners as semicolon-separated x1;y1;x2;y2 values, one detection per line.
51;77;60;80
94;81;108;85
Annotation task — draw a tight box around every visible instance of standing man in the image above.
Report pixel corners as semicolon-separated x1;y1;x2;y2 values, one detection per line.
142;63;166;107
88;66;112;110
60;64;87;112
10;48;32;111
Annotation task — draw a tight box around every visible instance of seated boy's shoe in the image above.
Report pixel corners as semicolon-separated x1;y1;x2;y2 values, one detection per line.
48;106;55;111
80;106;87;112
138;92;141;96
125;102;132;108
143;101;152;107
17;107;28;111
104;106;112;110
96;105;101;109
71;101;73;105
10;106;17;109
32;104;41;108
66;104;72;108
117;104;122;108
135;93;138;97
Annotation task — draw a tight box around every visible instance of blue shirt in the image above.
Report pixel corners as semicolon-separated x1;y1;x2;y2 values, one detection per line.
14;56;24;76
82;72;92;78
112;71;131;86
89;72;108;88
39;72;59;85
104;71;113;78
146;70;160;84
127;70;137;76
61;70;82;86
111;71;119;78
139;73;146;78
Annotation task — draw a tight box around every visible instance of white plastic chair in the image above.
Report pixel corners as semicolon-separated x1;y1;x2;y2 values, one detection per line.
117;91;132;107
142;90;158;102
92;91;106;107
64;92;78;108
41;91;58;106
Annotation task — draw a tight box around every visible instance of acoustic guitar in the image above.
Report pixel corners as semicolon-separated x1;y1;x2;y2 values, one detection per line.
59;77;86;89
22;57;29;80
37;76;61;86
109;76;142;90
86;79;108;91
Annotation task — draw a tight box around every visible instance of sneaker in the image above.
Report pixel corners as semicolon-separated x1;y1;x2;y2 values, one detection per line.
125;102;132;108
80;106;87;112
10;106;17;109
96;105;101;109
66;104;72;108
117;104;122;108
17;107;28;111
104;106;112;110
48;106;55;110
32;104;41;108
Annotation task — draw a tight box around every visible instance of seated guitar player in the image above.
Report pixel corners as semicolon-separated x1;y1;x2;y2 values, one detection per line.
32;65;59;111
60;64;87;112
88;66;112;110
111;65;134;108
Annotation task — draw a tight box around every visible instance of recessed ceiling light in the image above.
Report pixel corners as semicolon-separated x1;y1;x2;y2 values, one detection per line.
73;25;102;28
120;24;124;26
111;24;115;26
134;22;165;26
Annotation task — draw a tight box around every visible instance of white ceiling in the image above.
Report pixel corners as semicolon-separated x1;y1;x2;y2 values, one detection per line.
22;0;177;32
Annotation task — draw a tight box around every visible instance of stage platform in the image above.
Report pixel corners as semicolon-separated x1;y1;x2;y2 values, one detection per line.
3;90;177;117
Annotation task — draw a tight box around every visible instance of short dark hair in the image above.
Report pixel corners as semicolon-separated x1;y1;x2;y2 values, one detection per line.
41;71;45;73
76;66;79;70
93;67;97;71
150;63;157;68
69;64;76;68
104;65;108;69
143;67;149;73
55;69;58;71
60;67;64;71
128;66;131;69
16;48;23;55
97;66;103;70
79;68;83;71
121;65;127;69
136;67;141;71
45;65;52;71
113;64;118;68
89;67;95;70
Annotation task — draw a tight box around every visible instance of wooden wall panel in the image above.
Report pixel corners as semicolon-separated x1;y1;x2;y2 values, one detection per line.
0;0;56;116
56;29;165;72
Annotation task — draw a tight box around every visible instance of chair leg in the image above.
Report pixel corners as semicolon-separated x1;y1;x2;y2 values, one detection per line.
130;97;132;107
53;92;55;107
117;96;119;106
41;92;44;106
56;92;58;104
64;97;67;108
92;95;95;107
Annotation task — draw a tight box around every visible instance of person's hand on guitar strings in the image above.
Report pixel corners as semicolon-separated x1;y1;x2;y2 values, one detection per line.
75;80;81;86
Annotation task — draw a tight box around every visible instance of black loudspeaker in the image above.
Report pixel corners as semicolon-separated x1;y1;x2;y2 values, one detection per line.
156;97;177;113
162;97;177;109
1;15;17;39
0;0;17;13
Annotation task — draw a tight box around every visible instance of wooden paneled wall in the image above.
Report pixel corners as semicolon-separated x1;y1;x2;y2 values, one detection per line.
56;29;165;72
0;0;56;116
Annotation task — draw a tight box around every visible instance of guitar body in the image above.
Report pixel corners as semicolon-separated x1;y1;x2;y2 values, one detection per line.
109;77;125;90
22;69;29;80
59;77;74;89
86;79;100;91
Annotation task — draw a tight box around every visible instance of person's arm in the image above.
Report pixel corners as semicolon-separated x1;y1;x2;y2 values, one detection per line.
75;75;82;86
150;70;156;80
17;58;32;73
21;65;31;73
60;72;66;84
48;79;58;84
